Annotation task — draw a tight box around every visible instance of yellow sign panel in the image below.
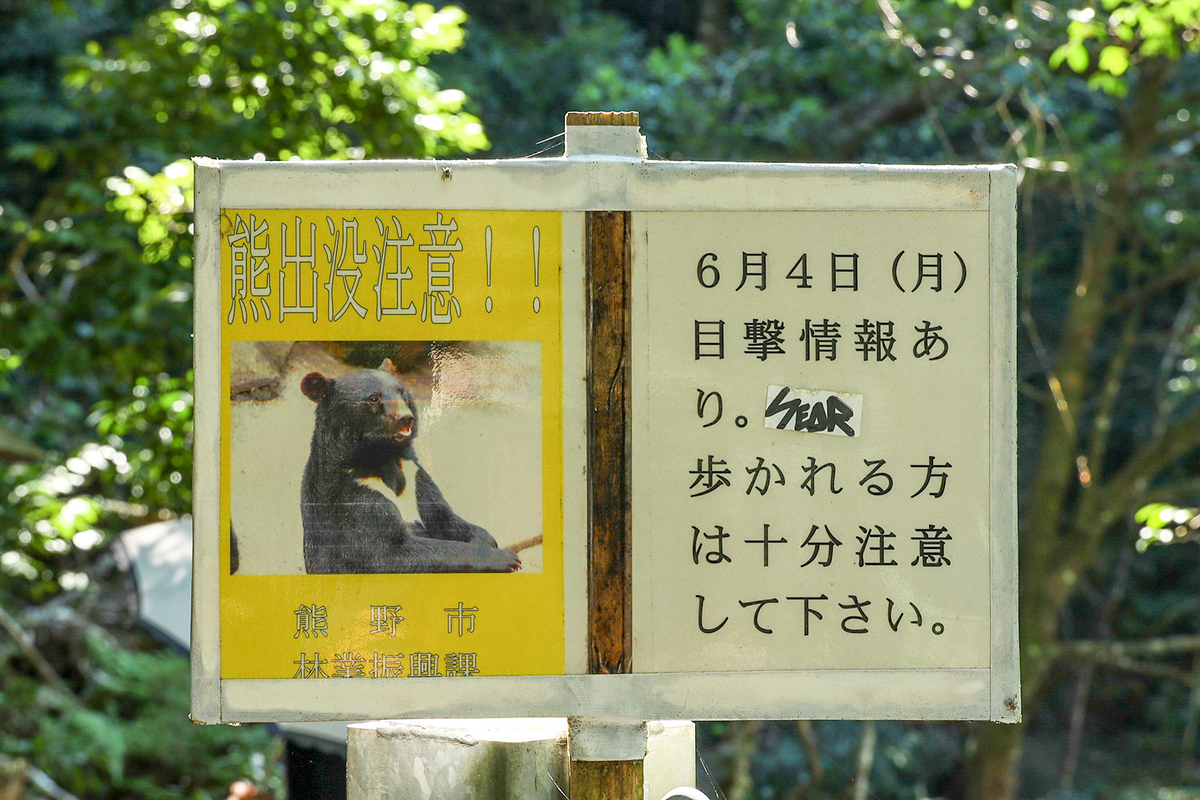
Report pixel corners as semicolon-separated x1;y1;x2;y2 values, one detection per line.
218;209;564;680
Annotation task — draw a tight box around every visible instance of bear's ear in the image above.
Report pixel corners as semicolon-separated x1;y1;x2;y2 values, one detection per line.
301;372;331;402
379;358;400;375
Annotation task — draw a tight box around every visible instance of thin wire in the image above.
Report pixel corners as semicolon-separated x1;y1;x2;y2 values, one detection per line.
520;131;566;159
696;749;729;800
519;141;565;159
545;768;571;799
533;131;566;147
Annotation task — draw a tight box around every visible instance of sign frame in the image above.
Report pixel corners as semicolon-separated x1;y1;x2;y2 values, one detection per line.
192;152;1017;723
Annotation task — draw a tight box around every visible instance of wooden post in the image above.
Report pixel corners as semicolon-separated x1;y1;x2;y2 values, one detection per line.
585;206;633;674
571;760;645;800
569;110;644;799
567;718;648;800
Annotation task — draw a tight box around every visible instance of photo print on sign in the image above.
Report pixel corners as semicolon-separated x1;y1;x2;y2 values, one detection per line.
227;340;544;575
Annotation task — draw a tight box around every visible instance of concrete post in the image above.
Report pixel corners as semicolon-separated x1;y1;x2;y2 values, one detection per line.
346;719;695;800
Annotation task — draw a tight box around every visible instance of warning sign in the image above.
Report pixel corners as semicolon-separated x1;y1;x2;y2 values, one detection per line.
192;150;1016;723
215;208;565;681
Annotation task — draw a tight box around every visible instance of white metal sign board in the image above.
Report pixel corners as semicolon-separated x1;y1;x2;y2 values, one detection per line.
192;136;1017;724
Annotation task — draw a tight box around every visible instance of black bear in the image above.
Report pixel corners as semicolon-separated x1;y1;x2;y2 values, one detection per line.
300;358;520;574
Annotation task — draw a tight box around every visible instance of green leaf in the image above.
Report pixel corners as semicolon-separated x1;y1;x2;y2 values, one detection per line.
1135;503;1170;526
1087;70;1129;96
1098;44;1130;74
1067;41;1090;72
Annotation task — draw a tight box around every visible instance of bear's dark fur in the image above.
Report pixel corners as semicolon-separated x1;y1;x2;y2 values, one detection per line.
300;358;520;574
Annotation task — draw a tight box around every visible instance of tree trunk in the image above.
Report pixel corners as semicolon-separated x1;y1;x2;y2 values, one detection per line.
697;0;730;53
727;720;762;800
967;725;1024;800
965;60;1173;800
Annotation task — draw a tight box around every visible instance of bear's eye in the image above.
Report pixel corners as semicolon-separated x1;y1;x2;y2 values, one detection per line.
367;392;382;405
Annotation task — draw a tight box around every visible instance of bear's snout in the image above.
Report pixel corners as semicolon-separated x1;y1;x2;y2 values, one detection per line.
388;407;415;439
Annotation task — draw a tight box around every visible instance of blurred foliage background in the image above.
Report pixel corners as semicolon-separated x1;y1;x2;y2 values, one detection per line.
1;0;1200;798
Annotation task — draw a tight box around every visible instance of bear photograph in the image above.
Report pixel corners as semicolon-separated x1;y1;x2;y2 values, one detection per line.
227;340;543;575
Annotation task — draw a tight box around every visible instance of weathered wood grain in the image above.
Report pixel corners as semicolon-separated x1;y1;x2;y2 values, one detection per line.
566;110;640;126
586;209;632;675
570;759;645;800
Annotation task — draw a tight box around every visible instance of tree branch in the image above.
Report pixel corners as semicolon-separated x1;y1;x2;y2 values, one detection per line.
1060;548;1131;791
1094;658;1197;686
1053;634;1200;687
1084;306;1142;483
1056;633;1200;660
829;85;946;160
797;720;823;786
1087;402;1200;535
25;760;82;800
5;235;44;307
0;604;73;696
1151;276;1200;438
1109;254;1200;315
852;721;877;800
1018;381;1052;406
1141;478;1200;505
